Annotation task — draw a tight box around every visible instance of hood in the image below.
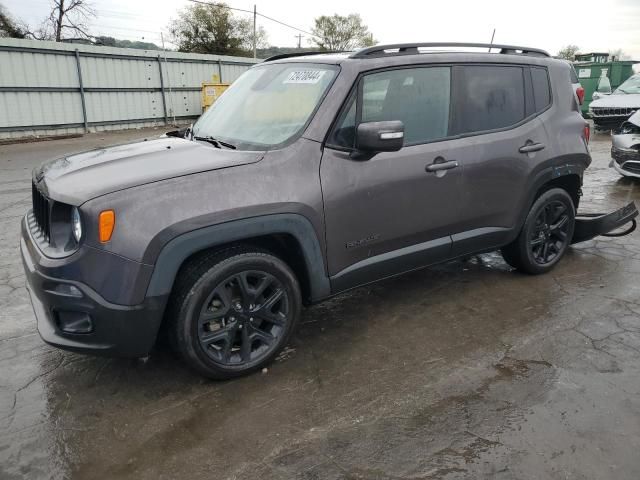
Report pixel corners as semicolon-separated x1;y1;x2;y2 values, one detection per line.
34;137;265;205
590;93;640;109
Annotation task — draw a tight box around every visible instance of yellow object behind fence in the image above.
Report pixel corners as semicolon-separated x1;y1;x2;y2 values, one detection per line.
201;74;230;112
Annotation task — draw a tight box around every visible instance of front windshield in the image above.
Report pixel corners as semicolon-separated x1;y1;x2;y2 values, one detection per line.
193;63;338;149
615;74;640;94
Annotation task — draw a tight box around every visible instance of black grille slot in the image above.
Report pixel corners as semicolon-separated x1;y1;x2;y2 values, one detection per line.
612;146;640;164
31;182;51;243
592;107;636;118
623;162;640;174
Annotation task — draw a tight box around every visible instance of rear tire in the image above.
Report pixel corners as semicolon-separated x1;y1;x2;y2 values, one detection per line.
167;248;301;379
501;188;575;275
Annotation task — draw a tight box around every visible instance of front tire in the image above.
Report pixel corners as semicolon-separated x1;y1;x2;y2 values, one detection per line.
168;248;301;379
501;188;575;275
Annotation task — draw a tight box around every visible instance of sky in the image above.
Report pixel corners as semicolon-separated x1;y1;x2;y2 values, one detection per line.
4;0;640;60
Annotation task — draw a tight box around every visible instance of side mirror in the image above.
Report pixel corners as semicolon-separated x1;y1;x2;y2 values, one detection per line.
356;121;404;153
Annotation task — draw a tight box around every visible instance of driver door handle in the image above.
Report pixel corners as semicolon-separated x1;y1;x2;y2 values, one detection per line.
519;142;546;154
426;160;459;172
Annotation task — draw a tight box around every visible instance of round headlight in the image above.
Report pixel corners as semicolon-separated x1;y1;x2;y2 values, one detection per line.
71;207;82;242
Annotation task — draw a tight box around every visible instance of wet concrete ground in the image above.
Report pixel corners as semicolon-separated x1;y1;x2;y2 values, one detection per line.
1;128;640;479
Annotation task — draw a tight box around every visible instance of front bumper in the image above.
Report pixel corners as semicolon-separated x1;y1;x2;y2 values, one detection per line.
21;215;167;357
610;144;640;177
610;159;640;178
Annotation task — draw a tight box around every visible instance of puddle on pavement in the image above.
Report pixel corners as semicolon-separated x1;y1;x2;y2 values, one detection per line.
2;135;640;479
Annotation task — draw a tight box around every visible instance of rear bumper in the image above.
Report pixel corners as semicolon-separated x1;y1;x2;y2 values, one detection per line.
572;202;638;244
21;216;167;357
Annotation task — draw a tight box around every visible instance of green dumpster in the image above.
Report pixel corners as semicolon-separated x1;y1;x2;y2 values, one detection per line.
573;52;638;116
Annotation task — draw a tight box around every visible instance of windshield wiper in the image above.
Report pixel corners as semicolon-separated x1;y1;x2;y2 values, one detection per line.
193;135;237;150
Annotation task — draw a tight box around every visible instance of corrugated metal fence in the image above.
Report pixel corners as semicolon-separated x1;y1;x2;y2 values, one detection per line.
0;38;261;139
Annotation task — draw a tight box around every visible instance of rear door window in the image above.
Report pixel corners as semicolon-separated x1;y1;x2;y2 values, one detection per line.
451;65;526;135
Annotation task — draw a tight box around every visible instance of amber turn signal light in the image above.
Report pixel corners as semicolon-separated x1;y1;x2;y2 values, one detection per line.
98;210;115;243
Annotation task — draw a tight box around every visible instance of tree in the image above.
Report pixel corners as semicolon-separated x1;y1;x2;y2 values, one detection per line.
47;0;95;41
169;3;267;57
20;0;95;41
257;46;320;59
311;14;375;51
235;16;268;53
0;4;26;38
557;44;580;61
609;49;631;61
94;36;161;50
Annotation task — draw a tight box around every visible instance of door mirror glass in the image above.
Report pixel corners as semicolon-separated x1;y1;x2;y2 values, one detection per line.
356;121;405;152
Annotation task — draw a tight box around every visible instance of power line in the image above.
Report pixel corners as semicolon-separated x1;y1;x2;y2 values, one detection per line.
187;0;319;38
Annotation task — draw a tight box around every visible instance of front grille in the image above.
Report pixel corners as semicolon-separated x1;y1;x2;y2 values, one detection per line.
591;107;637;118
31;182;51;243
622;162;640;174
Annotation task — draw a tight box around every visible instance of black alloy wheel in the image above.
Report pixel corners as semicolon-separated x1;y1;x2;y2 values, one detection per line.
529;200;571;265
168;249;301;379
198;271;289;366
501;188;576;274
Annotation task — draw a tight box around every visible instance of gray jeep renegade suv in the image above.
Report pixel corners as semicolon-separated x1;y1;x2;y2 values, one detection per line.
21;43;637;379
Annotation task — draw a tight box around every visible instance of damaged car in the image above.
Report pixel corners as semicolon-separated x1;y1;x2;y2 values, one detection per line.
21;43;639;379
590;73;640;131
611;110;640;177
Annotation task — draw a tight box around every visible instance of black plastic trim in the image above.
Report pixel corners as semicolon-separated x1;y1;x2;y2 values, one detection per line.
450;227;512;257
572;202;638;244
146;214;331;302
21;236;166;357
330;235;451;292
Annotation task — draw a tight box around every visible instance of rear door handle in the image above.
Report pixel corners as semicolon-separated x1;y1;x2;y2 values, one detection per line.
519;142;546;153
426;160;459;172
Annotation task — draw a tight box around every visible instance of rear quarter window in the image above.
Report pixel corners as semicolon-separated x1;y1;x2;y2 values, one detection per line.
531;67;552;112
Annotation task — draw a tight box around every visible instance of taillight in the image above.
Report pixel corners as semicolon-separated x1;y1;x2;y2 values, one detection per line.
576;86;585;105
583;124;590;145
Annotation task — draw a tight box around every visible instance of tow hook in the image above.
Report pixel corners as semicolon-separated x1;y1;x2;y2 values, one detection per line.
571;202;638;244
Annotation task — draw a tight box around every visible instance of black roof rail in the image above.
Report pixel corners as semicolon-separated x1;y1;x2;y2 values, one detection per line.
350;42;550;59
263;51;343;62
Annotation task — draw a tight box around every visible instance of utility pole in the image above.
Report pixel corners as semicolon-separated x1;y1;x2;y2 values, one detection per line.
160;32;176;125
253;4;257;59
295;34;302;49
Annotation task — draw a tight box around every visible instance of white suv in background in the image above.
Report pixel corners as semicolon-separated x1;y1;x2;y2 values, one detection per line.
590;73;640;131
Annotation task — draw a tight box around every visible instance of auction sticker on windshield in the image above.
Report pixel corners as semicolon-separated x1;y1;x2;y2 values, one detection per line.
284;70;326;84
